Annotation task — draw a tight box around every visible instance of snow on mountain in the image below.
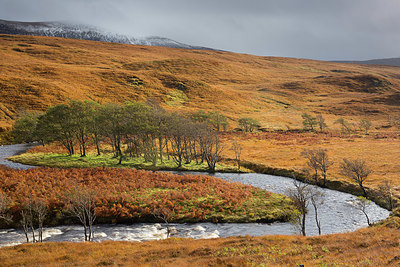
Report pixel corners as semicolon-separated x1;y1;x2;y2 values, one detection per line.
0;19;215;50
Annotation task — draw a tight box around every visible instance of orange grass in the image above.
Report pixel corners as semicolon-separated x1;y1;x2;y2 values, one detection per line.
1;226;400;266
221;131;400;196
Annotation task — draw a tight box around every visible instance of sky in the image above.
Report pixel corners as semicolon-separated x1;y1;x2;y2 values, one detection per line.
1;0;400;61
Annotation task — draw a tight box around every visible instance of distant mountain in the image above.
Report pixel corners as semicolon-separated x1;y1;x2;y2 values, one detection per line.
0;19;215;50
334;57;400;67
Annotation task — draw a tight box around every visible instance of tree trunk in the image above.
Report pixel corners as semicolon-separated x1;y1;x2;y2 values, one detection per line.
313;204;321;235
301;212;306;236
359;183;368;197
94;133;101;156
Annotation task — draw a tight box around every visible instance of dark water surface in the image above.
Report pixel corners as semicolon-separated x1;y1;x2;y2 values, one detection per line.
0;144;390;247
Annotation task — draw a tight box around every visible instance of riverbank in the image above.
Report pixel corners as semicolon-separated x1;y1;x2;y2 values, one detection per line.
220;131;400;211
9;146;396;211
1;144;391;236
1;226;400;266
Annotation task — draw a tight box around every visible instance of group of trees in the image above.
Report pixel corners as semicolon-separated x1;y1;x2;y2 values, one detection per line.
13;101;225;172
302;113;372;134
297;147;398;235
301;148;333;187
0;184;95;243
301;148;373;198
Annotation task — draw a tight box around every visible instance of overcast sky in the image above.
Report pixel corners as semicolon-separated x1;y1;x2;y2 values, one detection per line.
1;0;400;60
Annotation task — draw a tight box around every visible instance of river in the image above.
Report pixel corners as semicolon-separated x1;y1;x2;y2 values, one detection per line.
0;144;390;247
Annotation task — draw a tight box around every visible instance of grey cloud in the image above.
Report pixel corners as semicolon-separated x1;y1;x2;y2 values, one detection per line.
1;0;399;60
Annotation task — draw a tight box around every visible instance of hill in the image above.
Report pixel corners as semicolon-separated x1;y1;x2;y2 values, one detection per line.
1;34;400;131
335;57;400;67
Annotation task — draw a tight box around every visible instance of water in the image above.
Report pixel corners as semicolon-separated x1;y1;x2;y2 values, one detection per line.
0;144;390;247
0;143;38;170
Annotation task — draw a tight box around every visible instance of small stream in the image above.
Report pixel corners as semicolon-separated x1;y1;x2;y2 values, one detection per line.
0;144;390;247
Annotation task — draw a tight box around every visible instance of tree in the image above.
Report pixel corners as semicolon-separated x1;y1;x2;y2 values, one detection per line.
152;207;175;238
359;119;372;135
316;114;327;132
334;118;353;134
91;102;103;156
66;185;96;241
32;198;47;242
37;104;76;155
310;189;324;235
11;112;41;143
340;158;371;197
286;179;311;236
302;113;317;131
314;148;333;187
207;111;228;132
169;114;189;168
355;196;371;226
200;130;223;172
98;104;127;164
19;197;47;243
301;149;320;185
0;191;11;223
378;180;395;211
190;110;209;123
69;100;97;157
238;117;260;132
230;140;242;171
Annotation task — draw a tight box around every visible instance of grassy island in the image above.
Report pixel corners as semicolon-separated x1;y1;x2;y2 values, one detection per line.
0;165;297;226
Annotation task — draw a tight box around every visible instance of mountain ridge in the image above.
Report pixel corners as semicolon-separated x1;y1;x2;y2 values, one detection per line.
0;19;216;51
334;57;400;67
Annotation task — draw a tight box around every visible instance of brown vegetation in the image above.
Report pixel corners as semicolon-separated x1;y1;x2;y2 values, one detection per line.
0;165;295;226
1;34;400;133
221;131;400;199
1;226;400;266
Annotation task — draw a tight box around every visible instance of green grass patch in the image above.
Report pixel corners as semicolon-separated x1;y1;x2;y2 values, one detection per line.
9;152;249;173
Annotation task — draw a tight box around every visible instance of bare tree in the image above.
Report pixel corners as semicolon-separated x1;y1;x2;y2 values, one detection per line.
152;207;175;238
286;179;311;236
230;140;242;171
315;148;333;187
316;115;327;132
359;119;372;135
310;189;325;235
355;196;371;226
200;130;223;172
0;192;11;223
20;197;36;243
301;149;320;185
340;158;371;197
32;199;47;242
378;180;395;211
19;197;47;243
66;185;96;241
334;118;353;134
20;209;32;243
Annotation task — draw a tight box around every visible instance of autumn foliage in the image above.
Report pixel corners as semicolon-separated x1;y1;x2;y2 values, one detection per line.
0;165;294;225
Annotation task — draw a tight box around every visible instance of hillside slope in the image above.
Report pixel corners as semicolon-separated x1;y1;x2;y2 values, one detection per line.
1;34;400;130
